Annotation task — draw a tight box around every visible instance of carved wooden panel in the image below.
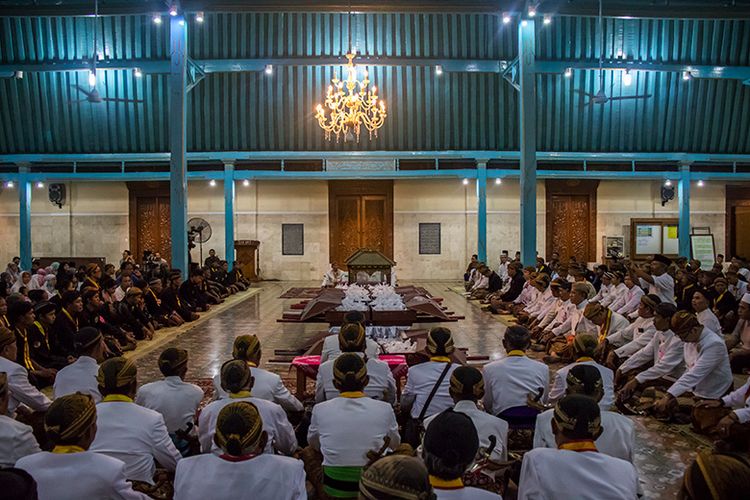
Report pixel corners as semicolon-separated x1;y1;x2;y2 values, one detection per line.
128;182;172;265
362;196;386;252
546;180;598;263
328;181;393;267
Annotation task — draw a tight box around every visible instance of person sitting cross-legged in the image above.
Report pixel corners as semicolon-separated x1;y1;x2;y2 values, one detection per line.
199;359;297;456
534;364;635;463
316;323;396;404
0;326;51;416
174;401;307;500
135;348;204;456
89;357;182;486
15;393;147;500
358;455;434;500
422;409;500;499
212;334;304;413
53;327;107;402
547;334;615;410
307;353;401;499
518;395;639;500
0;372;40;468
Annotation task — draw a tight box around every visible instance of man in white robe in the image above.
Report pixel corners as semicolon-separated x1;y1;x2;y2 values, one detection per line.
630;253;676;305
89;357;182;484
53;326;107;402
691;287;723;335
322;263;347;287
518;395;638;500
315;323;396;403
613;274;646;318
534;364;634;463
0;372;40;467
211;334;304;413
16;393;147;500
547;335;615;410
603;294;660;368
200;359;297;456
175;401;306;500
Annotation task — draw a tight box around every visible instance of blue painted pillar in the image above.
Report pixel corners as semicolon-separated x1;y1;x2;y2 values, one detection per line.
476;161;488;263
18;167;32;270
224;162;236;270
678;164;691;257
519;19;538;267
169;15;189;275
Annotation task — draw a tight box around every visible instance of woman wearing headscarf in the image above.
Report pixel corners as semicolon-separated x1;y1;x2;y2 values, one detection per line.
11;271;32;294
42;274;57;299
175;401;306;500
15;393;147;499
27;272;44;292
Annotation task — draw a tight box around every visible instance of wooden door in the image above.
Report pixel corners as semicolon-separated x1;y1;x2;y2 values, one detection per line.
329;181;393;266
727;186;750;258
546;180;599;263
128;183;172;265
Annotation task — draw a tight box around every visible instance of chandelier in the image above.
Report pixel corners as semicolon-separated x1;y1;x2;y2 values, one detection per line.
314;3;386;142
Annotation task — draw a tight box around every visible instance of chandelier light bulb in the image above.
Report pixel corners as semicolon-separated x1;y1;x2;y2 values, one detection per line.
564;67;572;78
209;179;217;187
265;65;273;75
623;70;632;86
36;181;44;189
521;20;528;27
169;6;178;16
664;179;672;187
242;179;250;187
435;65;443;76
543;16;551;25
495;178;502;185
682;71;691;81
462;178;469;186
528;8;536;17
697;180;705;187
153;14;162;25
196;12;204;23
502;14;511;24
134;68;143;78
88;69;97;87
6;181;14;188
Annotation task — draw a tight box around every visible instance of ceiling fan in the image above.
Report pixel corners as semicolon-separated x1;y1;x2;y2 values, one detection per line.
575;0;651;105
70;0;143;105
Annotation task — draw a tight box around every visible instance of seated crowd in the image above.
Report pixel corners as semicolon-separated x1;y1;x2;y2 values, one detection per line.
2;250;750;499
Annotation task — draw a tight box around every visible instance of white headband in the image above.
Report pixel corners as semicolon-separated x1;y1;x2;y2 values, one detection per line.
742;293;750;305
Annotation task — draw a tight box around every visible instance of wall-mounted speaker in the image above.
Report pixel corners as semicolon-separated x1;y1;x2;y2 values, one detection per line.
49;183;66;209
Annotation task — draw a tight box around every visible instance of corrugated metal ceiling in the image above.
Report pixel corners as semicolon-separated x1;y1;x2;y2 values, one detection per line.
0;13;749;154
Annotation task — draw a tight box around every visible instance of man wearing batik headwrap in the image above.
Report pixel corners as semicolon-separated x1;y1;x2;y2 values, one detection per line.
15;393;147;500
421;409;498;499
359;455;434;500
616;303;685;403
0;326;51;415
529;278;567;339
519;395;638;499
591;270;614;304
542;282;598;364
582;302;630;364
534;365;634;463
116;287;155;341
726;293;750;373
515;274;553;325
89;357;182;484
199;359;297;455
135;348;203;455
53;327;106;402
82;263;102;291
523;275;559;329
160;270;199;322
321;311;381;363
0;372;41;467
308;353;400;499
212;334;304;412
424;366;507;464
652;311;733;422
679;451;750;500
547;335;615;410
676;270;699;311
601;293;660;369
175;401;306;500
630;253;676;305
316;323;396;403
401;328;460;446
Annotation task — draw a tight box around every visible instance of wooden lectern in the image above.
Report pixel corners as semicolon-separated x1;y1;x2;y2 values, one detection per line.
234;240;260;281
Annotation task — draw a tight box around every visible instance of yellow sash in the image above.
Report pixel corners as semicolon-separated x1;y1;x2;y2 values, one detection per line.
102;394;134;403
52;445;86;454
598;310;613;344
559;440;598;453
340;391;366;398
429;476;464;489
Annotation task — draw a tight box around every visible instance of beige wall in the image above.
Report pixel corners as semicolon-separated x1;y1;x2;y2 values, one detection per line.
0;177;735;280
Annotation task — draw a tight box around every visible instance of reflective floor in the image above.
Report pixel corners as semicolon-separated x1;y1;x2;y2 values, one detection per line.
130;281;706;499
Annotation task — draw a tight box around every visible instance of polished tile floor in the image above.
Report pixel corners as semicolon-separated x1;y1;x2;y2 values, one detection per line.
131;281;707;499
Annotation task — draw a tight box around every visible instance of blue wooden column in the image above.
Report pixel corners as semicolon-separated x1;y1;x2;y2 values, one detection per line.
519;19;538;266
169;15;189;275
678;164;691;257
476;161;488;263
18;166;32;270
224;162;236;270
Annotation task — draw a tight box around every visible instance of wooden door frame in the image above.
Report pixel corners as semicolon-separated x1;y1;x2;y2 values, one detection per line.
545;179;599;261
726;185;750;257
127;182;170;264
328;180;394;263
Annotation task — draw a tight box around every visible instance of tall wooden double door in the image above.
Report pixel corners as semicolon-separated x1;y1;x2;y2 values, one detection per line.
328;180;394;266
127;182;172;264
546;180;599;263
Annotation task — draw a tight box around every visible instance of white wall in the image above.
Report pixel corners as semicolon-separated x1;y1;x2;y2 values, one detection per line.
0;177;736;281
